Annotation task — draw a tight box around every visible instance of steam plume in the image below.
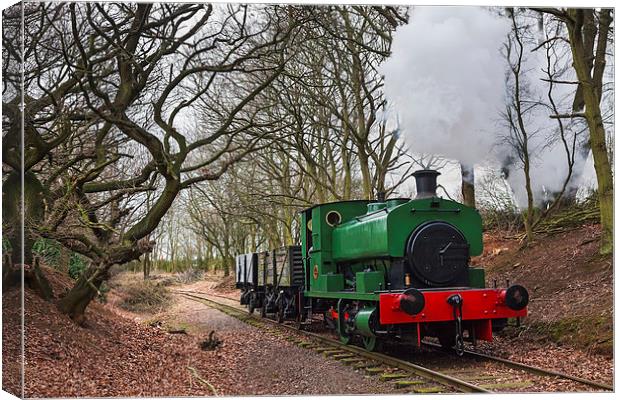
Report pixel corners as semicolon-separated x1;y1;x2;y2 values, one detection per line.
382;7;510;167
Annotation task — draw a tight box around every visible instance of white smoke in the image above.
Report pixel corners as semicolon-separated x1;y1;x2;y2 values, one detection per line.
382;7;510;167
381;7;598;208
498;11;593;207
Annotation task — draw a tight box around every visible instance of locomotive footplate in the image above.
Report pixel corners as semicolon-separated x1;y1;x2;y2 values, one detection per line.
378;286;528;342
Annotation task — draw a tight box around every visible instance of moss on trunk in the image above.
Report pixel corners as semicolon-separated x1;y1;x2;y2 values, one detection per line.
2;171;53;298
564;9;613;255
57;265;107;324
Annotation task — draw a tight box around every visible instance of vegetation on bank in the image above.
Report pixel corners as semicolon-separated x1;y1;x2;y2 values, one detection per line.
117;281;172;313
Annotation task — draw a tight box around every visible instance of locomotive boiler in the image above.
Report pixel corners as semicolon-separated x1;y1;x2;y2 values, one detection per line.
235;170;529;353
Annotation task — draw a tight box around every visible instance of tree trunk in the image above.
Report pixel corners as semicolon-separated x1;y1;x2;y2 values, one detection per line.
2;171;53;297
523;157;535;244
57;264;107;324
27;257;54;300
2;171;45;266
358;150;373;200
565;9;613;254
508;12;535;245
223;240;231;277
342;160;352;200
460;163;476;207
143;253;151;280
58;245;70;275
224;256;232;277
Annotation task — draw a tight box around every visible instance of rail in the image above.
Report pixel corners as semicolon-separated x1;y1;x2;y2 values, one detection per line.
174;290;612;393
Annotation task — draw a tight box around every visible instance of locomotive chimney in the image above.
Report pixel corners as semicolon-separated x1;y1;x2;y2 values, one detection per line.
413;170;441;199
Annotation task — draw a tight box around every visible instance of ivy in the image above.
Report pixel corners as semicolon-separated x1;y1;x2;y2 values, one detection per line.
33;238;61;267
68;253;88;280
2;237;11;253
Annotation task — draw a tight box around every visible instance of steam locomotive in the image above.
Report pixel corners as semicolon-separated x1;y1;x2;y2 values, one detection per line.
235;170;528;353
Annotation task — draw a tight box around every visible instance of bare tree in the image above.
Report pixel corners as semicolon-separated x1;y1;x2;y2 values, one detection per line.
501;9;584;243
7;3;305;321
502;10;541;243
533;8;613;254
285;6;412;200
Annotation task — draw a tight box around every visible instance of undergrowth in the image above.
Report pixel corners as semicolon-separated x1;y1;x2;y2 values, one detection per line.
119;280;172;313
507;314;612;355
159;268;204;286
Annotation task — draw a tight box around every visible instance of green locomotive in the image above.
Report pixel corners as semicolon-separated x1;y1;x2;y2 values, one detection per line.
236;170;528;353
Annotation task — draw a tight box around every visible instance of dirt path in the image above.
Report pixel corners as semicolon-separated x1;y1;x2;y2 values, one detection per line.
156;290;399;395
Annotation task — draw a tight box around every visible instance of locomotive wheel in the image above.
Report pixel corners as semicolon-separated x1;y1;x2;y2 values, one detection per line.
362;336;378;352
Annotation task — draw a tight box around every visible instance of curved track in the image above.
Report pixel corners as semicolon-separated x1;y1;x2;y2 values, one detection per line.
174;289;612;393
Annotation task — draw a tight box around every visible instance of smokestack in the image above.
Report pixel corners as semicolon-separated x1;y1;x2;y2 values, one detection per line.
413;170;440;199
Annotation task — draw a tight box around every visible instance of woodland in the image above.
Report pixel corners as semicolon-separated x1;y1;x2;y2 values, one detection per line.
1;3;614;327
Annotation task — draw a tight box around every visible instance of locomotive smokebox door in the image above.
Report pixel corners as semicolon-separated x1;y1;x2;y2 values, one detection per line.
406;222;470;287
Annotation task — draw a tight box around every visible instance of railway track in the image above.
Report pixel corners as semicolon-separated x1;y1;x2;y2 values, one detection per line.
421;341;614;391
174;289;612;393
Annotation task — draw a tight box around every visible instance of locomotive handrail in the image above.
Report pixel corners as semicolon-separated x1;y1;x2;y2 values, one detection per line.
410;208;461;213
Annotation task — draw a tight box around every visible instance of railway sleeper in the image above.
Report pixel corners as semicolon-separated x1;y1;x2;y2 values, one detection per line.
380;373;411;381
365;367;387;375
411;386;444;393
323;350;347;356
394;380;425;388
455;375;497;381
437;368;468;374
479;381;533;390
332;353;355;360
340;357;366;364
357;362;381;368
